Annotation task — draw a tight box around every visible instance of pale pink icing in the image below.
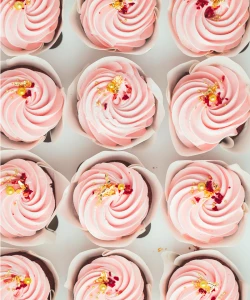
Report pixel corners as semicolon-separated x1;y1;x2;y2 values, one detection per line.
0;0;61;52
167;161;245;245
0;255;51;300
169;0;250;56
0;68;64;143
80;0;156;52
73;162;149;241
166;258;239;300
74;255;145;299
0;159;55;238
170;64;250;153
77;59;155;147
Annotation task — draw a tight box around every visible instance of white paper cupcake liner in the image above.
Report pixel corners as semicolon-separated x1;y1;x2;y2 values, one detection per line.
65;248;153;300
0;55;66;150
168;0;250;58
60;151;163;247
66;56;165;150
163;160;250;248
0;150;69;246
1;0;64;57
0;247;59;299
167;56;250;156
71;0;160;55
160;249;248;300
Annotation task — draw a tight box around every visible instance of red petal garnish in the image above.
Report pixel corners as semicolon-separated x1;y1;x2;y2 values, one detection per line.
104;103;107;110
129;2;135;5
198;288;207;294
196;0;209;9
124;185;133;194
203;95;211;106
113;94;117;100
212;206;218;211
216;92;223;106
205;180;214;192
194;197;201;203
22;90;32;99
205;6;216;18
114;276;119;281
11;179;19;184
222;75;225;82
212;192;224;204
20;173;27;182
122;94;129;100
120;5;128;14
23;186;33;199
211;297;216;300
31;83;35;88
228;186;231;189
109;272;112;276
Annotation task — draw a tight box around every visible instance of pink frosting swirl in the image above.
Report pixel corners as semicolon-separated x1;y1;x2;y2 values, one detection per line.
0;159;55;238
73;162;149;241
0;255;51;300
74;255;145;299
166;258;239;299
80;0;156;52
169;0;250;56
167;161;245;245
170;64;250;153
0;0;61;52
77;59;156;147
0;68;64;143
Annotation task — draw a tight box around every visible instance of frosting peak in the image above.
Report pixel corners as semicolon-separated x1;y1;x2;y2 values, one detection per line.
169;0;250;56
73;162;149;241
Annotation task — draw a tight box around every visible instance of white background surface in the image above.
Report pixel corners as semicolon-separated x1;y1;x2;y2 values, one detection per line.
1;0;250;299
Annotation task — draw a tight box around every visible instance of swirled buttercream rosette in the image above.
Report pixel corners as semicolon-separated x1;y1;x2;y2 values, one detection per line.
70;0;160;54
0;0;64;56
0;150;69;247
160;250;248;300
168;0;250;57
163;160;250;248
0;56;65;150
65;248;153;300
66;56;164;150
0;247;59;300
60;151;162;247
167;56;250;156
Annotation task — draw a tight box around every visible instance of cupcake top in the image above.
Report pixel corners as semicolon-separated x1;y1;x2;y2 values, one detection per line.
80;0;157;52
77;59;156;148
0;254;51;300
0;68;64;143
73;162;149;241
169;0;250;56
0;0;61;53
167;161;245;245
74;255;145;299
170;63;250;153
166;258;239;299
0;159;55;238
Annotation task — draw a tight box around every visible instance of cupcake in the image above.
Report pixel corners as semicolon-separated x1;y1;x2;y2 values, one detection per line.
0;0;63;56
164;160;250;247
0;56;65;150
160;250;248;300
71;0;160;54
67;56;164;150
61;151;162;247
168;0;250;57
0;247;59;299
65;248;153;299
0;150;69;246
167;57;250;156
